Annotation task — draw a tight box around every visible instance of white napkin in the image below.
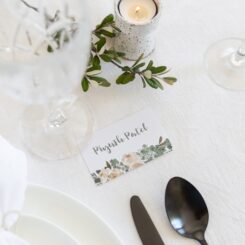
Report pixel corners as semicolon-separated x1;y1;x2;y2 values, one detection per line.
0;136;29;245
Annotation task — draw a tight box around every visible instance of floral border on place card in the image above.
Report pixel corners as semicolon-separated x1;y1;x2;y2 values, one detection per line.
91;137;172;185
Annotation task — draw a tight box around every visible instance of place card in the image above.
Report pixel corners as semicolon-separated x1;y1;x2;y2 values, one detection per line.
82;107;172;185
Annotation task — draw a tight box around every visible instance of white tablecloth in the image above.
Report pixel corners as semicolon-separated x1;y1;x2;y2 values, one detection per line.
1;0;245;244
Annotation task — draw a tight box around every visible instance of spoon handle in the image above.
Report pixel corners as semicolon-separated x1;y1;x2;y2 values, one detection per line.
200;239;208;245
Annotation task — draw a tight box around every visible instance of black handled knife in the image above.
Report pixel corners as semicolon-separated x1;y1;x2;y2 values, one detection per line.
130;196;165;245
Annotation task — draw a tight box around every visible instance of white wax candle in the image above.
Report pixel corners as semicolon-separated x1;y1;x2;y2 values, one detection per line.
119;0;157;25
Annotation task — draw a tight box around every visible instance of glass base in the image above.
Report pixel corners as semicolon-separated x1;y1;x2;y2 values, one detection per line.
205;38;245;90
20;97;93;161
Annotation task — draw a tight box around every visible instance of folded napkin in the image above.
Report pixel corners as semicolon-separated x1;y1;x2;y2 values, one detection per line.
0;136;29;245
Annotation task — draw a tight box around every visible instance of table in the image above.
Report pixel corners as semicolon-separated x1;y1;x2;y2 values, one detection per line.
1;0;245;244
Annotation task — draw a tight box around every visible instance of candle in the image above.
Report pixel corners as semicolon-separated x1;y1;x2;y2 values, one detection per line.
114;0;161;60
119;0;157;25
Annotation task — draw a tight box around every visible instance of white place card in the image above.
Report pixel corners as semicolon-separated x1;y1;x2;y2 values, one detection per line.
82;107;172;185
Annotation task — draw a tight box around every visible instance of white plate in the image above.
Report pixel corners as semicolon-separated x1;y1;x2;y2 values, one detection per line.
12;214;80;245
23;185;122;245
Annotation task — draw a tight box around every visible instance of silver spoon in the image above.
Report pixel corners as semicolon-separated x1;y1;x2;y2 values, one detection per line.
165;177;209;245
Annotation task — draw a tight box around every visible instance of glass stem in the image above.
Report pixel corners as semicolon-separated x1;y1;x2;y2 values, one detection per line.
47;99;68;129
47;95;77;129
231;41;245;67
48;107;67;128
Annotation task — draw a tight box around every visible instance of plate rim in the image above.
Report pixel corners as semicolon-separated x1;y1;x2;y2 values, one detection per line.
26;183;123;245
15;213;81;245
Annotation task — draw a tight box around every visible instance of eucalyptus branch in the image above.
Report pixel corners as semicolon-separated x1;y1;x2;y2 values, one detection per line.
82;14;177;92
110;60;124;69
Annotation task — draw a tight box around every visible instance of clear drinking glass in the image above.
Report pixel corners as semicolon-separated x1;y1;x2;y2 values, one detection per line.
205;38;245;90
0;0;93;160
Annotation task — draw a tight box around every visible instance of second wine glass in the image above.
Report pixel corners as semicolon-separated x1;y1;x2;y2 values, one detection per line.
205;38;245;90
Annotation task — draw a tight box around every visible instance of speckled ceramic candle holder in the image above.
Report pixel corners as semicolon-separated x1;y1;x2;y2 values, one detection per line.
114;0;162;61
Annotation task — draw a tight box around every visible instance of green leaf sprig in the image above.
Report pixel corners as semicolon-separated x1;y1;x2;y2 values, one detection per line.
82;14;177;92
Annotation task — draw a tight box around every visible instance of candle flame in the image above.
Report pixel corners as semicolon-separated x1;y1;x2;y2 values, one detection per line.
135;6;141;13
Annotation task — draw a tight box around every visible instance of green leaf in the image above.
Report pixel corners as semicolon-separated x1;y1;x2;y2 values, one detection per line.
132;54;144;67
86;65;101;73
151;77;164;90
81;76;90;92
104;49;116;55
91;43;97;52
145;78;158;89
116;51;125;57
141;76;146;88
96;37;106;52
163;77;177;85
106;161;112;169
86;65;101;76
133;62;146;71
122;66;132;72
100;14;114;27
104;49;118;57
116;72;135;84
88;76;111;87
47;45;53;53
146;60;153;70
100;54;112;62
112;25;121;33
88;53;94;66
113;56;122;63
98;29;116;38
150;66;167;74
92;55;100;66
104;50;123;63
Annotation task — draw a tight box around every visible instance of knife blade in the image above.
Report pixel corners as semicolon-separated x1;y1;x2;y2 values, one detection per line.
130;196;165;245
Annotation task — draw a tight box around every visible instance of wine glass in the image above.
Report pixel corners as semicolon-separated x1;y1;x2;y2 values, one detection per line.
0;0;93;160
205;38;245;90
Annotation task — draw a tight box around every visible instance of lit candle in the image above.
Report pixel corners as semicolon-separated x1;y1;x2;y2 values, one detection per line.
119;0;157;25
114;0;161;60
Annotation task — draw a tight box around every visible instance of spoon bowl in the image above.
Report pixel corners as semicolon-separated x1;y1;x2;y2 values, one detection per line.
165;177;209;245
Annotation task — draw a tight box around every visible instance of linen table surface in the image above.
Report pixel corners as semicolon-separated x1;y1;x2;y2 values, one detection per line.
0;0;245;244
